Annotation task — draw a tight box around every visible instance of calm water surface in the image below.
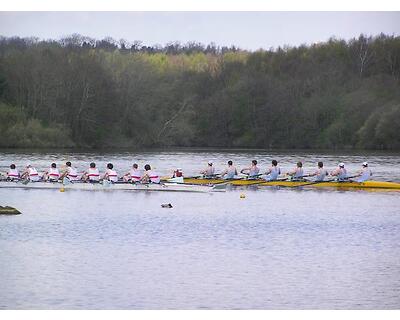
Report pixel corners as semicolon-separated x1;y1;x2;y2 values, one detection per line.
0;149;400;309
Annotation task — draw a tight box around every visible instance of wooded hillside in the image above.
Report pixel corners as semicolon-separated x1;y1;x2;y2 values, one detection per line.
0;34;399;149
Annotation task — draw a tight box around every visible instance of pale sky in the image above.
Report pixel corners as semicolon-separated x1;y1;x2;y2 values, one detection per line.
0;11;399;50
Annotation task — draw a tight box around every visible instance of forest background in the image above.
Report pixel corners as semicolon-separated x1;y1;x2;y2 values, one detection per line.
0;33;399;149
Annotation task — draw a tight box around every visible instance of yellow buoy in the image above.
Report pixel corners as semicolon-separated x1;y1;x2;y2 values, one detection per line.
240;193;245;199
60;187;65;192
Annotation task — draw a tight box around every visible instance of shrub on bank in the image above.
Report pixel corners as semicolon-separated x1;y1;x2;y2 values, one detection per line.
0;103;75;148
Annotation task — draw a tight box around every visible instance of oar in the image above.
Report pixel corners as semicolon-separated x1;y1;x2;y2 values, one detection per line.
289;178;336;187
290;175;359;187
241;173;263;180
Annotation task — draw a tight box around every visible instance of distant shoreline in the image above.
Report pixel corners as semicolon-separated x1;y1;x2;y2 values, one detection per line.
1;147;399;155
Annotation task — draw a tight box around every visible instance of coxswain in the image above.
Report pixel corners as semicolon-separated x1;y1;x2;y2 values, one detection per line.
221;160;238;179
43;163;60;182
240;160;260;178
82;162;100;182
200;161;215;177
59;161;79;181
264;160;281;181
7;164;20;181
141;164;160;184
287;161;305;180
308;162;328;182
173;168;183;178
103;163;118;182
21;164;40;182
352;162;372;182
123;163;141;182
331;163;348;181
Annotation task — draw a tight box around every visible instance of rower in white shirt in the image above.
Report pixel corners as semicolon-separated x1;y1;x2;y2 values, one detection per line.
103;163;118;182
7;164;20;181
264;160;281;181
240;160;260;178
21;164;40;182
352;162;372;182
221;160;238;179
308;162;328;182
331;163;348;181
43;163;60;182
141;164;160;184
59;161;80;181
287;161;305;180
123;163;142;182
200;161;215;177
82;162;100;182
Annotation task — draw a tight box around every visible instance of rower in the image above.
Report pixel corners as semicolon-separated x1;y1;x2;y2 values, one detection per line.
331;163;348;181
221;160;238;179
240;160;260;179
60;161;79;181
21;164;40;182
287;162;304;180
353;162;372;182
82;162;100;182
103;163;118;182
264;160;281;181
7;164;20;181
309;162;328;182
200;161;215;178
123;163;141;182
43;163;60;182
173;168;183;178
141;164;160;184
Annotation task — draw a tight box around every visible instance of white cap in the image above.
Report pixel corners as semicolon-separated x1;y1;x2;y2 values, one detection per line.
339;162;345;167
26;163;31;167
208;161;213;165
362;162;368;166
177;168;182;171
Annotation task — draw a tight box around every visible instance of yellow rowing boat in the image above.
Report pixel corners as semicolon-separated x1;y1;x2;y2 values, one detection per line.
180;178;400;189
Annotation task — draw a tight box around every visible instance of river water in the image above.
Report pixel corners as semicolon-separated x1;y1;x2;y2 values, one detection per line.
0;149;400;309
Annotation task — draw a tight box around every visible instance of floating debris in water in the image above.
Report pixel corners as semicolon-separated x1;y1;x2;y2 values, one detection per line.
161;203;173;208
0;206;22;215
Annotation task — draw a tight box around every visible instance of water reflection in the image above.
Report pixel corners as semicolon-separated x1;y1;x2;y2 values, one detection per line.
0;149;400;309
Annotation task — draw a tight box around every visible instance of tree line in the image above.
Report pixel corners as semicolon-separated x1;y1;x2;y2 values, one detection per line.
0;33;399;149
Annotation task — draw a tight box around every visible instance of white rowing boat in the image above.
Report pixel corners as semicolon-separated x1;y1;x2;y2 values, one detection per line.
0;180;223;193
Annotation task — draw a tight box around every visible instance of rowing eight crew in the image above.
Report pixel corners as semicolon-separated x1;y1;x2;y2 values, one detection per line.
3;160;372;183
205;160;372;183
3;162;160;184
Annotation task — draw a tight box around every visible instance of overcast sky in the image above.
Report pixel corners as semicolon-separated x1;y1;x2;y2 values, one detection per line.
0;11;399;50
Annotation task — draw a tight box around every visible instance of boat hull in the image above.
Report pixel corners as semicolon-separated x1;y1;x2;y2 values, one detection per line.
182;178;400;189
0;181;217;193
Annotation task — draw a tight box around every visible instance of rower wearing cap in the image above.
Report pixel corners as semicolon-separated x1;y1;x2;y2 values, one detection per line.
240;160;260;179
82;162;100;182
43;163;60;182
21;164;40;182
308;162;328;182
173;168;183;178
103;163;118;182
200;161;215;177
123;163;142;182
353;162;372;182
60;161;79;181
331;163;348;181
264;160;281;181
7;164;20;181
141;164;160;184
221;161;238;179
287;162;304;180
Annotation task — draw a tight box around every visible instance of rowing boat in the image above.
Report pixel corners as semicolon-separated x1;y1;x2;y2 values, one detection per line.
179;177;400;190
0;180;222;193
